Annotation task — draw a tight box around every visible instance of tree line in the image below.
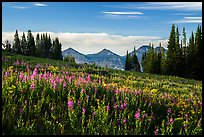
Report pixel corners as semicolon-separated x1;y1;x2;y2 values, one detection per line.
3;30;63;61
126;24;202;80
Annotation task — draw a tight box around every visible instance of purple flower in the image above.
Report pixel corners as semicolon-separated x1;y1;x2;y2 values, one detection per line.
185;114;188;119
183;124;187;129
154;128;159;135
81;88;85;93
5;71;9;77
123;102;127;107
67;100;73;109
134;109;141;119
167;108;171;114
114;104;118;110
30;82;35;90
19;72;24;79
82;107;86;114
120;104;124;110
123;118;126;124
39;73;42;80
63;82;66;88
169;117;174;124
53;82;57;90
56;76;60;83
106;105;110;111
92;111;96;116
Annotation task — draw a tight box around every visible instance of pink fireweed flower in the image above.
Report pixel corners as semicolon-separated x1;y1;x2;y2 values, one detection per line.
134;108;141;119
123;102;127;107
63;82;66;88
19;72;24;79
53;82;57;90
154;128;159;135
169;117;174;125
167;108;171;114
56;76;60;83
123;118;126;124
5;71;9;77
39;73;42;80
114;104;118;110
65;71;69;75
87;74;91;81
67;100;73;109
30;83;35;90
82;107;86;114
106;105;110;111
120;104;124;110
81;88;85;93
183;124;187;129
43;73;48;80
92;111;96;117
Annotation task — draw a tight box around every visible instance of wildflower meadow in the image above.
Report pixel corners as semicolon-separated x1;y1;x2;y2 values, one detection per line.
2;52;202;135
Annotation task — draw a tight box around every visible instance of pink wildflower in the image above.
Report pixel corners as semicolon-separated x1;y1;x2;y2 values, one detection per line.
67;100;73;109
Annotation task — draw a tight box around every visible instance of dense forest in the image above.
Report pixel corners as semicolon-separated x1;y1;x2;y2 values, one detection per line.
125;24;202;81
2;30;63;61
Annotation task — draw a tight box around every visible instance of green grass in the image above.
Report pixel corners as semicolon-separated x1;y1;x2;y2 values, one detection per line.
2;51;202;135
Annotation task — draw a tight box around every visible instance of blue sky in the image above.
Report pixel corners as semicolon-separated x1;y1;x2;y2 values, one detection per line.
2;2;202;56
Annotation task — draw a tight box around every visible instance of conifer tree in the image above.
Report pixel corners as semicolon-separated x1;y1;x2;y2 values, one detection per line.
12;30;21;54
27;30;35;56
131;46;141;72
166;24;176;75
21;32;27;55
125;50;131;70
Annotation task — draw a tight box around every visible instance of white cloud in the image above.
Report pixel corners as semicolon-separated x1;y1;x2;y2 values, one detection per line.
33;3;48;7
2;31;168;56
172;16;202;23
125;2;202;11
102;11;143;15
10;5;30;9
101;11;143;20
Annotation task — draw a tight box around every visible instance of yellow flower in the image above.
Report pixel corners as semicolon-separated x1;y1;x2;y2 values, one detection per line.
151;89;158;93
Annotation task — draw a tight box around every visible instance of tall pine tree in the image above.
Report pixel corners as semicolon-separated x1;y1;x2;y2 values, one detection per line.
12;30;21;54
131;46;141;72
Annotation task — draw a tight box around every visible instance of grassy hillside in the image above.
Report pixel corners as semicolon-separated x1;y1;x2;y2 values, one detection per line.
2;51;202;135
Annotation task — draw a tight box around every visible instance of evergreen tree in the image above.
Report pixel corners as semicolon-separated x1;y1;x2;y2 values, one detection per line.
21;32;27;55
51;37;63;60
131;46;141;72
35;33;43;57
194;25;202;80
4;40;12;52
125;50;131;71
141;52;146;72
12;30;21;54
175;27;182;76
27;30;35;56
185;32;195;78
166;24;176;75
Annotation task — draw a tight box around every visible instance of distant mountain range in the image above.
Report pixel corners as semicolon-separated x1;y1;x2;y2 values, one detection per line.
62;45;167;70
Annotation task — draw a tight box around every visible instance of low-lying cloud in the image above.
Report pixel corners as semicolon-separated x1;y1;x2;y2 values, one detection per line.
2;31;168;56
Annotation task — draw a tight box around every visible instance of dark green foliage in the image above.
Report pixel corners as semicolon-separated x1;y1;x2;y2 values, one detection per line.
21;32;27;55
27;30;36;56
125;50;132;71
166;24;176;76
3;40;12;53
12;30;21;54
131;47;141;72
50;38;63;60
